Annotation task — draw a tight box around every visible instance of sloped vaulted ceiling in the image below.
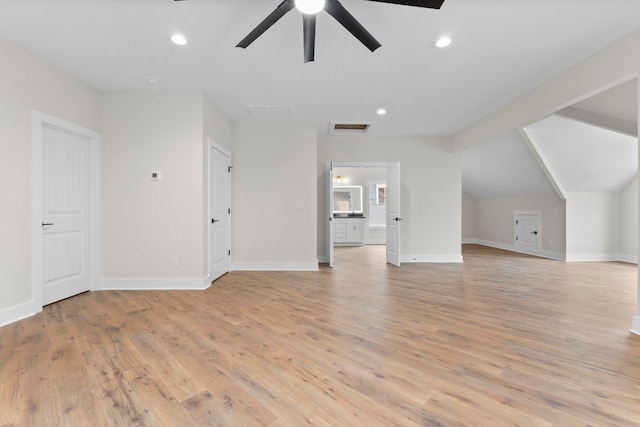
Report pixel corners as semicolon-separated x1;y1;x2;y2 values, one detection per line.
462;80;638;200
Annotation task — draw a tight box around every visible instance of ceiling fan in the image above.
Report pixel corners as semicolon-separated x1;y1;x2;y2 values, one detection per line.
175;0;445;62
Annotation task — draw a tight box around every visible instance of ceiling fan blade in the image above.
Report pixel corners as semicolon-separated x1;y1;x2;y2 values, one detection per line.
363;0;445;8
324;0;381;52
236;0;295;49
303;15;316;63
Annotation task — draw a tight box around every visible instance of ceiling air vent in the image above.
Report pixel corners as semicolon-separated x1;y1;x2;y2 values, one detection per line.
330;122;374;135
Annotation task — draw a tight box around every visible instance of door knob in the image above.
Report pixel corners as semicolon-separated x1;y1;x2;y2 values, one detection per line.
394;217;403;222
42;222;54;227
211;219;220;223
530;231;538;235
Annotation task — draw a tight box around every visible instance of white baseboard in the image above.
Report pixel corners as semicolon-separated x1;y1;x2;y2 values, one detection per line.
566;253;617;262
101;277;211;290
566;253;638;264
469;240;638;264
400;254;463;263
616;254;639;264
475;239;565;261
0;299;42;328
231;261;319;271
317;256;329;264
631;316;640;336
364;239;386;245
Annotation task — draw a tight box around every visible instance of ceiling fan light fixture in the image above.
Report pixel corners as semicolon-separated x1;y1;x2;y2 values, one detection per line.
295;0;325;15
171;34;188;46
434;36;452;48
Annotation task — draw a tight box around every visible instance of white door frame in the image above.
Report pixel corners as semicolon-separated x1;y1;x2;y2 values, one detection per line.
327;162;334;267
31;111;102;310
386;162;402;267
329;161;400;266
207;138;232;283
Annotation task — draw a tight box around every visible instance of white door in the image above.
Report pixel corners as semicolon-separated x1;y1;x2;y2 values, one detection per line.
327;162;334;267
386;162;401;266
209;143;232;282
42;125;91;305
514;212;541;253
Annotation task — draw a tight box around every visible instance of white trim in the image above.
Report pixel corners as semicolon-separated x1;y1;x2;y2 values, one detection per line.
331;161;392;168
400;254;463;263
475;239;565;261
468;240;637;264
318;256;329;264
364;239;387;245
31;111;103;308
232;261;319;271
101;277;211;291
0;300;41;328
616;254;639;264
631;316;640;336
566;253;638;263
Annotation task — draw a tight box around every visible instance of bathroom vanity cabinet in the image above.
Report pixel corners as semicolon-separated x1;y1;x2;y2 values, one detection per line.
334;217;364;245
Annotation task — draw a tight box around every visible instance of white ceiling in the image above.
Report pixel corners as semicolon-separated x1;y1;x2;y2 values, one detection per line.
524;115;638;193
1;0;640;136
461;129;556;199
462;79;638;200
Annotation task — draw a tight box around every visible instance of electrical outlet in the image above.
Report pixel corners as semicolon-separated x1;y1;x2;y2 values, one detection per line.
171;257;179;268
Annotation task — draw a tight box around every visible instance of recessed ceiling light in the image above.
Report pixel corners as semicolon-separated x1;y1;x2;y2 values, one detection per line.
435;36;452;48
377;108;387;116
171;34;188;46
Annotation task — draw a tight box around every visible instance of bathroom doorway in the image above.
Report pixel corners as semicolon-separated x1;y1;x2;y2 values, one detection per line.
327;162;401;267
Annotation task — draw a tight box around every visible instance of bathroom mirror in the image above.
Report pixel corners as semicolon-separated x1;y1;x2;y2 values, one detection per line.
333;186;363;213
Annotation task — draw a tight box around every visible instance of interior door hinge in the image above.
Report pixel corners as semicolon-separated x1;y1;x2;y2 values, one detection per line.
515;220;519;225
228;208;231;214
228;166;233;173
516;237;518;240
228;250;231;256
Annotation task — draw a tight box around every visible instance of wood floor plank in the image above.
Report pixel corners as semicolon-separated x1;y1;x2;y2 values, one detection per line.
127;331;207;403
1;244;640;425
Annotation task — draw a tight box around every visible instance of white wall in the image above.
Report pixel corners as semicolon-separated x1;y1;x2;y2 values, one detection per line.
620;175;638;262
100;92;206;281
474;194;566;258
461;191;478;242
232;122;318;270
318;136;461;263
0;36;99;322
566;192;623;261
203;95;233;153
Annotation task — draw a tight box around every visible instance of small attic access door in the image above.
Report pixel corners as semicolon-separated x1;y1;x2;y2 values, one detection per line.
514;211;541;254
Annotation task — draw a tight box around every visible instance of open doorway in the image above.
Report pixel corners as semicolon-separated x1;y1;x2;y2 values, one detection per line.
327;162;401;267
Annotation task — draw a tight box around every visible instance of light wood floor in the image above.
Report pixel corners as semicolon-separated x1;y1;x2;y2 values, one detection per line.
1;245;640;426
